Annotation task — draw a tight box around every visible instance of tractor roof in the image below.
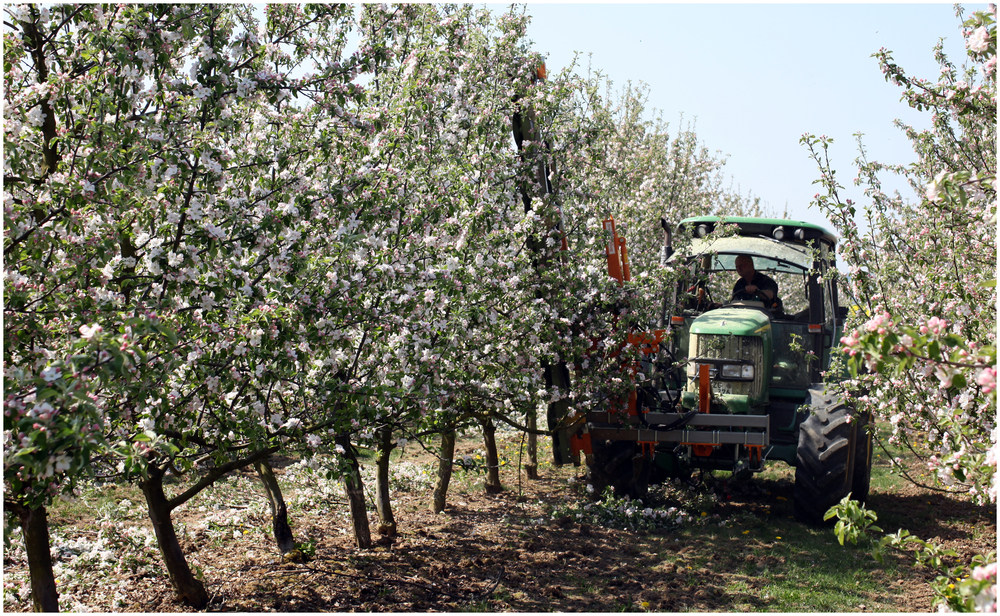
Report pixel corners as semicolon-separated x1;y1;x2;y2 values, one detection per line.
678;216;837;247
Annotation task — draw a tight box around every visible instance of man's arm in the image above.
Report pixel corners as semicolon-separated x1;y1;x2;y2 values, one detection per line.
754;273;778;300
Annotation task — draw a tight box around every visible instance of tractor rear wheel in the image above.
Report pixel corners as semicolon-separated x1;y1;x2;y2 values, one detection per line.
588;440;650;500
794;388;857;524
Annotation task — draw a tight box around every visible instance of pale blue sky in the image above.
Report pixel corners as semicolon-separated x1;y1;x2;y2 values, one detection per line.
521;3;981;230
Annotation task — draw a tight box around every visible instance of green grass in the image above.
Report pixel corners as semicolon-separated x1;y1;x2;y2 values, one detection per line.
51;481;142;523
629;520;902;612
715;524;898;611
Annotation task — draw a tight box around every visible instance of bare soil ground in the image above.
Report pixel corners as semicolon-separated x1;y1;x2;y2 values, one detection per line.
7;438;996;613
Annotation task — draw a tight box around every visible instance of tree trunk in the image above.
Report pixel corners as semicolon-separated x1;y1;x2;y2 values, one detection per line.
482;416;503;494
253;458;296;555
374;426;397;537
525;407;539;479
139;469;209;609
10;502;59;612
336;434;372;549
430;428;457;513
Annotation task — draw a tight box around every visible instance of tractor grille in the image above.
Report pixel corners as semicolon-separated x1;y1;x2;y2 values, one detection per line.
688;334;765;398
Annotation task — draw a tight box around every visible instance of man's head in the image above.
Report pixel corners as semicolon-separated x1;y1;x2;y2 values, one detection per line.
735;255;755;282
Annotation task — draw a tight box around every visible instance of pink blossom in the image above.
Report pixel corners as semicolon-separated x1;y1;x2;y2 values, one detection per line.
977;367;997;394
924;179;941;202
864;311;892;333
79;323;102;340
926;316;948;335
840;330;861;347
967;26;990;53
935;365;955;388
972;562;997;582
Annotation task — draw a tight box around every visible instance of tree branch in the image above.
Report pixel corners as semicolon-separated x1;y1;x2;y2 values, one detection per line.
167;445;279;511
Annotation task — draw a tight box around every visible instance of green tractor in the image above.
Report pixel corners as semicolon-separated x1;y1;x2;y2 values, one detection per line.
552;215;872;524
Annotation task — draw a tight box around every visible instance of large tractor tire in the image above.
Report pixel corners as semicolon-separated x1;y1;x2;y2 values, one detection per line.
794;388;857;524
851;411;874;503
588;440;650;500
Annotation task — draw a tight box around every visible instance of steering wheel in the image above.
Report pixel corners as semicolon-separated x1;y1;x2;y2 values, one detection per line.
732;288;767;303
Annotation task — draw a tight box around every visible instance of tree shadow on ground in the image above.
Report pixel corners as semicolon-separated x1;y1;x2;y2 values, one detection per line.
868;489;995;548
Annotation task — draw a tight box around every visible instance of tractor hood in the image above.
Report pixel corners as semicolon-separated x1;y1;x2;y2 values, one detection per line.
683;306;773;413
690;306;771;338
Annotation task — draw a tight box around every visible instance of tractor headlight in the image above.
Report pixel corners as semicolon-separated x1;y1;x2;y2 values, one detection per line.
687;362;717;378
721;364;754;381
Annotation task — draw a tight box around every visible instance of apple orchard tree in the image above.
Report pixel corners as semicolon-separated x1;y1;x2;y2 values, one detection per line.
804;6;996;612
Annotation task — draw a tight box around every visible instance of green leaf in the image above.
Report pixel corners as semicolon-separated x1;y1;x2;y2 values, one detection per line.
950;373;967;391
37;386;64;401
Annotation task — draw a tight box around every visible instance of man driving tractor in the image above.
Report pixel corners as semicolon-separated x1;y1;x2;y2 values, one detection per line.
733;254;778;302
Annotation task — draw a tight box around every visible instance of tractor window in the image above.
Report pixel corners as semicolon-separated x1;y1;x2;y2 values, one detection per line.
685;255;810;318
770;322;819;389
771;271;808;317
823;267;837;328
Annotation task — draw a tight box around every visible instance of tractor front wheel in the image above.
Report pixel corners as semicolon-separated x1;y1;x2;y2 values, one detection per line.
794;388;857;525
588;440;650;500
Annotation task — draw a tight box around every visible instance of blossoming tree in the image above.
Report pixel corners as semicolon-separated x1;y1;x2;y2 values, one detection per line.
4;3;379;608
803;6;996;611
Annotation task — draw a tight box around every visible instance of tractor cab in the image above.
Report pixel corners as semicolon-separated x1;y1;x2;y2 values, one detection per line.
667;216;847;412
